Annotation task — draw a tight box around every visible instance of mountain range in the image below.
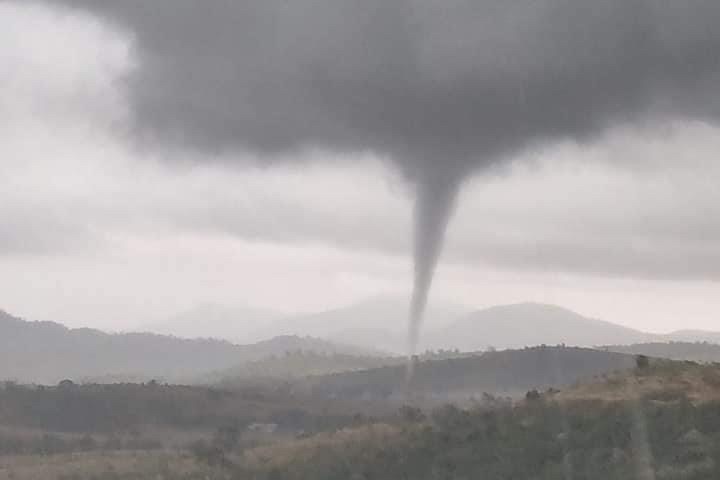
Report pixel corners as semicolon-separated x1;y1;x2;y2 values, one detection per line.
4;300;720;385
0;309;374;385
141;299;720;353
142;296;465;353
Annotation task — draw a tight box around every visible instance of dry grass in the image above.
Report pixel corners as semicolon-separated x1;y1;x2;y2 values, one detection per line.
554;361;720;404
243;423;403;471
0;450;228;480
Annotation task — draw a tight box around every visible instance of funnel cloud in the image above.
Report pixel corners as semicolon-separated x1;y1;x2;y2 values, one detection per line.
38;0;720;352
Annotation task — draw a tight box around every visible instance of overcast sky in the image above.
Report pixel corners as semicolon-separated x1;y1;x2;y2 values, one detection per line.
3;1;720;333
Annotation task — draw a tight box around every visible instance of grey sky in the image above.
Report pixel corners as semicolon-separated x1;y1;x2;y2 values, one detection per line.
2;2;720;334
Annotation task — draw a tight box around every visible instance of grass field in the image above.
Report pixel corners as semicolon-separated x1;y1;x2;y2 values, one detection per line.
0;450;229;480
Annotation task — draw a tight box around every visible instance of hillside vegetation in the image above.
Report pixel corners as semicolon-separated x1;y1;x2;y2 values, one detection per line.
234;360;720;479
557;357;720;404
305;346;636;400
4;353;720;478
0;346;638;460
0;381;365;442
605;341;720;363
210;350;473;384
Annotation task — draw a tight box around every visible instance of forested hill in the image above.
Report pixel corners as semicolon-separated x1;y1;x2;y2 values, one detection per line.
604;341;720;362
210;350;474;385
208;351;401;384
305;346;636;400
237;361;720;480
0;309;378;384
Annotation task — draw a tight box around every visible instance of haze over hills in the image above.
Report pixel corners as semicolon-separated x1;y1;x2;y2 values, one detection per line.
147;296;467;353
659;329;720;344
6;300;720;386
96;299;720;355
428;302;720;352
265;296;465;353
0;309;379;385
428;303;654;351
141;303;280;344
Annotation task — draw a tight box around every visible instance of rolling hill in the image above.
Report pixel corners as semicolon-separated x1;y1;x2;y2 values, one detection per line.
238;360;720;480
7;300;720;386
142;297;465;353
305;346;637;400
0;310;380;385
141;300;720;355
427;303;653;351
208;351;403;384
604;341;720;362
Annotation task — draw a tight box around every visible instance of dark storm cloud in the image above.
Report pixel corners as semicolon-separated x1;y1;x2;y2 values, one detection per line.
38;0;720;177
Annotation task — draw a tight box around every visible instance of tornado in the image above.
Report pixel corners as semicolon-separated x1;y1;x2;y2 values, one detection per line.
407;175;460;358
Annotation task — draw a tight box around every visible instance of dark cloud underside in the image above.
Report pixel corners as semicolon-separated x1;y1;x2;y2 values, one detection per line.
43;0;720;177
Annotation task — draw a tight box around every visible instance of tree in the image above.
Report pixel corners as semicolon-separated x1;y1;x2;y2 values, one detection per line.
398;405;425;423
58;379;75;389
635;355;650;370
525;389;541;401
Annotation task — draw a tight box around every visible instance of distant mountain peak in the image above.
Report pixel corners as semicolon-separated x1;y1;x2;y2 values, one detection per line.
428;302;650;351
263;295;468;353
476;302;590;316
